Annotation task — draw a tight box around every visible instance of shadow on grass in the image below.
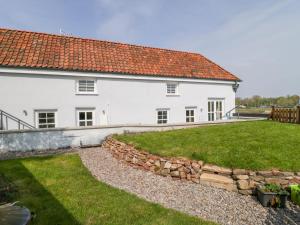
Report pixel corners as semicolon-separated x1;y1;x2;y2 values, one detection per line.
0;158;79;225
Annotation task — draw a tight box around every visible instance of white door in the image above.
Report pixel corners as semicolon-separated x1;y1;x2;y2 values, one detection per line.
208;100;224;121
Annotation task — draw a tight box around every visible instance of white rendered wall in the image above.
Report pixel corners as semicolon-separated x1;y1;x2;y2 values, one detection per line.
0;71;236;128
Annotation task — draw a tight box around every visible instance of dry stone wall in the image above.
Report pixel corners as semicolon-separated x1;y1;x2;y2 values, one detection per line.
102;137;300;195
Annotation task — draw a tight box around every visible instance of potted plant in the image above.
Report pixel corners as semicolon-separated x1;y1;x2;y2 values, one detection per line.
257;183;289;208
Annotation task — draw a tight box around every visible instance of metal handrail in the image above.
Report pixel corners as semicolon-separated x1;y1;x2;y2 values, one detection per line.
0;110;35;130
224;105;242;119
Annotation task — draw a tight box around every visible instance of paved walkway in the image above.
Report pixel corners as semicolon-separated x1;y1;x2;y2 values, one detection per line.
79;147;300;225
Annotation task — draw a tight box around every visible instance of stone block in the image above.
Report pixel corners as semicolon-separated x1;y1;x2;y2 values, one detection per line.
192;178;200;184
170;171;180;177
200;173;236;191
198;160;204;167
160;168;170;176
251;176;264;182
164;161;172;169
233;169;247;175
238;189;253;195
265;178;289;185
233;175;249;180
237;180;250;190
257;171;273;177
202;164;232;175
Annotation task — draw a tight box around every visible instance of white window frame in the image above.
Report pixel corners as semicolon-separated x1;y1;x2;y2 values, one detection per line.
156;109;169;124
35;110;57;129
185;107;196;123
166;83;179;96
76;109;95;127
76;79;98;95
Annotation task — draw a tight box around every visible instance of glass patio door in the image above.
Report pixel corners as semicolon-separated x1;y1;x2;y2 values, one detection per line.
208;100;224;121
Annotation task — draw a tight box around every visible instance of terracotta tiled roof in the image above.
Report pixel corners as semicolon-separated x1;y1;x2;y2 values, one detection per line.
0;28;239;81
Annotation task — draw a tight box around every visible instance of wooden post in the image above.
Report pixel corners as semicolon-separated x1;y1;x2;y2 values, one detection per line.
296;106;300;124
269;106;275;120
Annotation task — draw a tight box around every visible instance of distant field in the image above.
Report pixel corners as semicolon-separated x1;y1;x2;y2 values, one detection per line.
236;108;271;114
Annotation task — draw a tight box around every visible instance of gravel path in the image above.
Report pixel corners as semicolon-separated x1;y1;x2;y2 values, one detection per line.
79;147;300;225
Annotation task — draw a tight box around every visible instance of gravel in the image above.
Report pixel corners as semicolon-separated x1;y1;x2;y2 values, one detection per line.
79;147;300;225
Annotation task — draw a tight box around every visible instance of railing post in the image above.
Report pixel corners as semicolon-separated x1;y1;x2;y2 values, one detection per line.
296;106;300;124
0;111;3;130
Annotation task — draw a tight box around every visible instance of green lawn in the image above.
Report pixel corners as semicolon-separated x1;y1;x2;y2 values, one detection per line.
0;154;214;225
115;121;300;171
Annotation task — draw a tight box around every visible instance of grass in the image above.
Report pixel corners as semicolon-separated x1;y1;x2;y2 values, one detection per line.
115;121;300;171
0;154;215;225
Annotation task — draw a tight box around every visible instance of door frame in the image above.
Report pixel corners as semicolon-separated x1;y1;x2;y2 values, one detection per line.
208;98;225;121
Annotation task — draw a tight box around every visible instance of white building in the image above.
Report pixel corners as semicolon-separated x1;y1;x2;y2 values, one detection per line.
0;28;240;130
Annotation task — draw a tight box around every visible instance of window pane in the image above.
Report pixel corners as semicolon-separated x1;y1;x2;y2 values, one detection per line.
87;121;93;126
191;110;194;116
39;124;47;128
39;113;46;118
79;112;85;120
47;118;55;123
86;112;93;120
48;124;55;128
47;113;54;117
39;119;46;124
79;121;85;126
79;87;87;92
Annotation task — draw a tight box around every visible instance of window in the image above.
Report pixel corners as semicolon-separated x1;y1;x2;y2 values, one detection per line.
166;83;178;95
186;109;195;123
76;80;96;94
36;111;56;128
157;110;168;124
77;110;94;127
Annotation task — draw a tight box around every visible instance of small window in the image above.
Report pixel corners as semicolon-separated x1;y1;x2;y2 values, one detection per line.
157;110;168;124
77;80;96;94
77;111;94;127
166;83;178;95
36;111;56;128
186;109;195;123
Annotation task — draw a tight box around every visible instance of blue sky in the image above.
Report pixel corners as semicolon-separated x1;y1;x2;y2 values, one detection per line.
1;0;299;97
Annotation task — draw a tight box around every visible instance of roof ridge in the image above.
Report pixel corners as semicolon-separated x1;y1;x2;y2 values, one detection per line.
0;27;201;56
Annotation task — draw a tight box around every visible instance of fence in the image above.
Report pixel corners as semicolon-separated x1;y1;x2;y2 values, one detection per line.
269;106;300;124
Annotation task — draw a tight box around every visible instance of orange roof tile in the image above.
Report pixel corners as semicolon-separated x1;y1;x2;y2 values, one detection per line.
0;28;239;81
